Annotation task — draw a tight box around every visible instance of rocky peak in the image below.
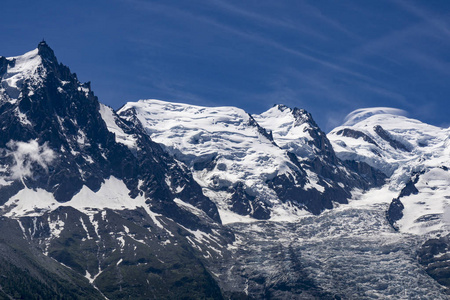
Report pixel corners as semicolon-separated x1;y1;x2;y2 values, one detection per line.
262;104;336;162
0;45;222;227
0;56;13;77
37;41;57;63
292;107;316;127
272;104;316;127
273;103;289;111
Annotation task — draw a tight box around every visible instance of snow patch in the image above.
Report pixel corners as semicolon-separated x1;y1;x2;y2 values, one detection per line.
174;198;207;218
2;48;44;100
80;217;92;239
17;219;27;239
1;176;170;233
99;104;137;150
48;215;65;240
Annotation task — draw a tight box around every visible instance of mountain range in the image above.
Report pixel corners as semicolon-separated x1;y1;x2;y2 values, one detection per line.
0;42;448;299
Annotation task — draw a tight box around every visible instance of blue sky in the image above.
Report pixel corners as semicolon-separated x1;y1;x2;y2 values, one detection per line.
2;0;450;131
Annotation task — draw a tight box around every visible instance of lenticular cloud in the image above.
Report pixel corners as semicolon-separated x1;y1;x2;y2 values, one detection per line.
343;107;407;126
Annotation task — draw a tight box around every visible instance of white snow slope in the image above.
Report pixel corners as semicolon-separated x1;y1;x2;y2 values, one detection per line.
1;49;45;101
118;100;332;223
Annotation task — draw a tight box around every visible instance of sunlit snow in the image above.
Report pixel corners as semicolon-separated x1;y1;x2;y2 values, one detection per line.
1;48;44;100
329;108;450;236
118;99;319;222
99;104;138;150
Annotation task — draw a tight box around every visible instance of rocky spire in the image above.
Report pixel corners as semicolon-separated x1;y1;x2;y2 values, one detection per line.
37;40;58;65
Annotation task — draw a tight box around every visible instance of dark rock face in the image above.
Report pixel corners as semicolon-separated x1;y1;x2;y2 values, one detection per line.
0;56;15;78
192;153;217;171
266;106;385;216
11;207;230;300
398;179;419;197
1;41;117;201
0;216;104;299
289;107;336;162
386;176;420;229
344;160;386;187
298;107;385;193
373;125;411;152
273;106;385;216
386;198;404;230
0;180;24;206
263;106;387;216
268;172;349;215
418;234;450;294
229;181;271;220
335;128;379;147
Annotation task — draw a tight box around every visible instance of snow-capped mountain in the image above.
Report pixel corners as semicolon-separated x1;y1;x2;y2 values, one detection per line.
0;43;449;299
328;107;450;235
328;107;448;180
118;100;382;222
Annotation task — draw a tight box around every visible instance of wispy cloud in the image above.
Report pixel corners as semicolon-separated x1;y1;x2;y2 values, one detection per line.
344;1;450;76
125;0;373;81
116;0;449;130
292;1;362;41
403;48;450;76
208;0;330;40
393;0;450;39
